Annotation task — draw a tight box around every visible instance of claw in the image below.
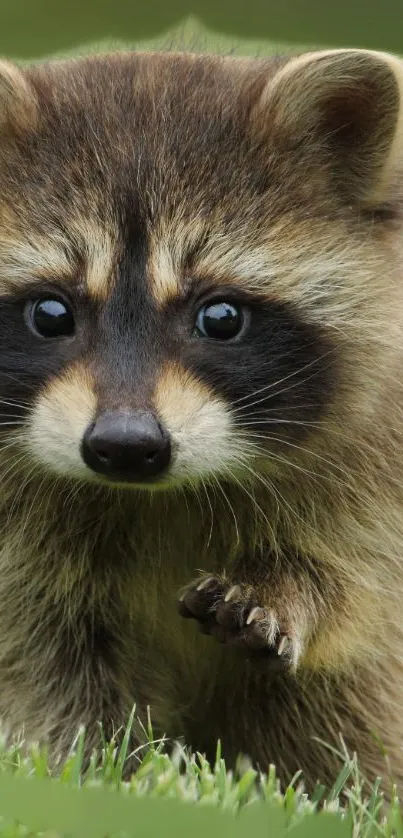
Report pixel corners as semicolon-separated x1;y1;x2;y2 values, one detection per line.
246;606;266;625
196;576;217;592
277;635;289;656
224;584;242;603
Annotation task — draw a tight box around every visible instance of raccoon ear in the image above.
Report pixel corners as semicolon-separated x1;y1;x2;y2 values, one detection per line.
258;49;403;207
0;60;37;135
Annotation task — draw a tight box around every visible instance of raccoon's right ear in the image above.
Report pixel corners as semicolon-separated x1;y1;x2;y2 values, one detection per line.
0;60;37;136
256;49;403;208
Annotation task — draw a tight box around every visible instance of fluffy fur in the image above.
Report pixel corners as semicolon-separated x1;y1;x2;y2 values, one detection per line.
0;47;401;793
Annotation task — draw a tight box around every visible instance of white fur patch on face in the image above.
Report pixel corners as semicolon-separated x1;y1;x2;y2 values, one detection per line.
25;361;247;490
153;363;247;486
26;365;97;479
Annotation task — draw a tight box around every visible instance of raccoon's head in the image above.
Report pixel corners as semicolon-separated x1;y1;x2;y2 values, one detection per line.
0;49;401;492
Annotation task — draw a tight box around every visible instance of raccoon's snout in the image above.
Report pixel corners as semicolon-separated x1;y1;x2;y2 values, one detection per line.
81;410;171;484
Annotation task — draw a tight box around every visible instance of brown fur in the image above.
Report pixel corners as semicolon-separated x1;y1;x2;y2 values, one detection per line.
0;47;401;794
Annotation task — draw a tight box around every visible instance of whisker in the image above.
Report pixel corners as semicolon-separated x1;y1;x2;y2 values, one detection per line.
200;478;214;548
210;474;240;545
235;404;323;417
237;418;403;481
16;473;49;548
225;464;277;545
192;482;205;521
236;436;350;490
63;481;87;523
235;416;324;427
240;460;307;532
0;397;31;408
231;361;336;417
230;348;336;409
0;371;38;393
237;429;403;497
240;432;352;483
177;484;191;525
0;456;38;512
0;438;29;459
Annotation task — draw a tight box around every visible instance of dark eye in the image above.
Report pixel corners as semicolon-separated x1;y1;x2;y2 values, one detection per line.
195;301;245;341
27;298;75;339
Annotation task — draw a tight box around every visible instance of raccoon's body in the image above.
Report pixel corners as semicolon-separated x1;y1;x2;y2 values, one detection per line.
0;47;402;791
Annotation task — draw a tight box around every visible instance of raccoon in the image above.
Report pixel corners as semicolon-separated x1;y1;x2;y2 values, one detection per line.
0;45;402;792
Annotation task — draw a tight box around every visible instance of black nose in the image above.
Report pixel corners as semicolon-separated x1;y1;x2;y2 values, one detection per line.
81;411;171;483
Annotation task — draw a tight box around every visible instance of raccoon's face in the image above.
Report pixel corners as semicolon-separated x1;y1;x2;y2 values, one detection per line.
0;49;400;491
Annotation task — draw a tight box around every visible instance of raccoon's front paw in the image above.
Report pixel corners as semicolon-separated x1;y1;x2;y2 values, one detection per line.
178;575;302;670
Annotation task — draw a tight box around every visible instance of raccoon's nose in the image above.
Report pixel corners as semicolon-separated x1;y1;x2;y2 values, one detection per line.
81;411;171;483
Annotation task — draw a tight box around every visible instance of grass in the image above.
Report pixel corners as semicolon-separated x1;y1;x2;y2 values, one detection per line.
0;712;400;837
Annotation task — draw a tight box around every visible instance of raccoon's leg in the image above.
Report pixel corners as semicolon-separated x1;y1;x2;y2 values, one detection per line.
180;652;399;795
178;563;403;793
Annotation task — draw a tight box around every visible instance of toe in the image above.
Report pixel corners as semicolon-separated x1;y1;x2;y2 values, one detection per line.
178;577;225;622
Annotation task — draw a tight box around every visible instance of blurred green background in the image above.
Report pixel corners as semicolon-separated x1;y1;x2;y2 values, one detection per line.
1;0;402;59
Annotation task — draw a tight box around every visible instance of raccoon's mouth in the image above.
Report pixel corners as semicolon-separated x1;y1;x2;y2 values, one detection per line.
90;472;177;492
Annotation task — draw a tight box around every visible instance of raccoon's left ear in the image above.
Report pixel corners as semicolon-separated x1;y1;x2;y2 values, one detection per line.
0;60;38;135
256;49;403;208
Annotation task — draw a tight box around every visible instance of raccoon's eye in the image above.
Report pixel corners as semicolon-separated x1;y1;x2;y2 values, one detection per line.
195;301;245;341
27;298;75;339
